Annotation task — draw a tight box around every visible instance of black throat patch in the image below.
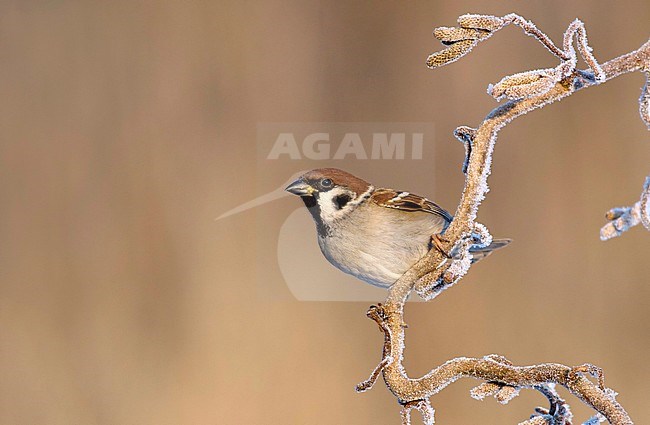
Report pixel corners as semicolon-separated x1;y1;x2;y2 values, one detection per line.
301;195;317;208
301;195;331;237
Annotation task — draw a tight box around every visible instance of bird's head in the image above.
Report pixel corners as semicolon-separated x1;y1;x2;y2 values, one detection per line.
285;168;373;231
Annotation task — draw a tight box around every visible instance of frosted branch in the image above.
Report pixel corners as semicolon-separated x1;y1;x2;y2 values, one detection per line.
428;13;607;92
453;125;477;174
358;13;649;425
601;176;650;240
518;384;574;425
361;304;630;424
641;71;650;130
400;400;435;425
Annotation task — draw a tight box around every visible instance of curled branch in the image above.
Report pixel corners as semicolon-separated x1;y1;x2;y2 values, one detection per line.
359;13;649;425
453;125;477;174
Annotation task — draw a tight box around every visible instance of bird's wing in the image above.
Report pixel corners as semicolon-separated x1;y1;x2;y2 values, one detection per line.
371;188;453;223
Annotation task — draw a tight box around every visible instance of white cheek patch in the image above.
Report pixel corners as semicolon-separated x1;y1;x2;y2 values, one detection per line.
317;188;355;223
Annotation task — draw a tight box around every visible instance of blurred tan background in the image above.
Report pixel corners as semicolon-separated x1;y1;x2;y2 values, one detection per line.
1;1;649;424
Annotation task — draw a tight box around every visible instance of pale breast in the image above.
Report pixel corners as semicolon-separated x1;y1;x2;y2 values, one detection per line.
317;202;447;287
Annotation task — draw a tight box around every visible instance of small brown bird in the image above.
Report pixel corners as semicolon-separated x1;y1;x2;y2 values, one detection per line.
286;168;510;288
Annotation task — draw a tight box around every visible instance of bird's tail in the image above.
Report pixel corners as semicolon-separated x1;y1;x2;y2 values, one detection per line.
469;238;512;264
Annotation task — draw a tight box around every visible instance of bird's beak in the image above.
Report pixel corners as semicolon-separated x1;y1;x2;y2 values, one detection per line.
285;179;316;196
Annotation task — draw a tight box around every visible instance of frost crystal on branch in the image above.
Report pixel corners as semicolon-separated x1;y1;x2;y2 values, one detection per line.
471;222;492;248
583;415;607;425
601;176;650;240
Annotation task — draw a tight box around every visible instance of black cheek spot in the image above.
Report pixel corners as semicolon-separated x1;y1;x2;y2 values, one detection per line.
334;194;351;209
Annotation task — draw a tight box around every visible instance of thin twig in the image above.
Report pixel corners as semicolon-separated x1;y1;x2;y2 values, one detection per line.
601;176;650;240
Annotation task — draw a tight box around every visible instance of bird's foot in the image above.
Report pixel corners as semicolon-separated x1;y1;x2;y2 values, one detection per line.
430;233;452;258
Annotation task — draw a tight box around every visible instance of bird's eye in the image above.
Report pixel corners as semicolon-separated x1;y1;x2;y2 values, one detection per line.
321;178;333;188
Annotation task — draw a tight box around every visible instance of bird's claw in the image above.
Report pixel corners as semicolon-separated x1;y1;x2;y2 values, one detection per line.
430;233;452;258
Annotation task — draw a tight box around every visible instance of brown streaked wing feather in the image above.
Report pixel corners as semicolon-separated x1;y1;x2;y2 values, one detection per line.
371;188;453;222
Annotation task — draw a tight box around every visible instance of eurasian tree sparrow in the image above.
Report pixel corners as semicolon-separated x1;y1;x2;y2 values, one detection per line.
286;168;510;288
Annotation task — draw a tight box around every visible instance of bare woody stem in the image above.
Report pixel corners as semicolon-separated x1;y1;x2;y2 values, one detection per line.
361;14;649;425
